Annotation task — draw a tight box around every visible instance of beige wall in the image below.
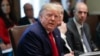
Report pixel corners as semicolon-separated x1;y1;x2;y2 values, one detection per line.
87;0;100;15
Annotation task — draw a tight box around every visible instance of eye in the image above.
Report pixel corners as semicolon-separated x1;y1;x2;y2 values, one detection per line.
78;11;82;14
55;15;59;18
47;14;52;17
1;4;4;7
61;11;64;15
6;3;10;6
78;11;87;14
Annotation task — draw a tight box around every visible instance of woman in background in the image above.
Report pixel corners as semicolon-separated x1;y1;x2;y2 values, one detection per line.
0;0;17;56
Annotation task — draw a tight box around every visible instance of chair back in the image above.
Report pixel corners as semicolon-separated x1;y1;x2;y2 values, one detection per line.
9;24;30;56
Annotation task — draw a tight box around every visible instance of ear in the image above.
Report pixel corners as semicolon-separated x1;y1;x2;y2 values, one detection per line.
39;15;43;21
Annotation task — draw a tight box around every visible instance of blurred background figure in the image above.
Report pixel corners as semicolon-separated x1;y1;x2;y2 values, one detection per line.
56;2;74;56
59;1;74;55
66;2;98;56
95;21;100;50
0;0;17;56
18;3;36;25
63;10;69;23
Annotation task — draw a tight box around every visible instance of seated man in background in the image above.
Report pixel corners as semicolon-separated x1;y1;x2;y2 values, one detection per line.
66;2;98;56
18;3;36;25
17;2;73;56
95;22;100;50
57;2;74;56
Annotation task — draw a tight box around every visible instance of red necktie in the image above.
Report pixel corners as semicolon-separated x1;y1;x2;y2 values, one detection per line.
48;32;59;56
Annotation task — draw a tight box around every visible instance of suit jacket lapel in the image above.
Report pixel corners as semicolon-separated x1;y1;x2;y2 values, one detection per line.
31;21;52;49
67;19;84;51
83;24;91;47
53;29;63;55
70;19;82;42
31;21;63;55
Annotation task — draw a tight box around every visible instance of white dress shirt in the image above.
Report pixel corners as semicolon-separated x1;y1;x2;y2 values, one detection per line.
61;32;72;52
73;18;88;53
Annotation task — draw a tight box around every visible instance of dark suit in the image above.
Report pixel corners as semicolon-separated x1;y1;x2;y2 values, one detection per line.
18;16;30;25
66;18;97;55
95;23;100;49
18;16;37;25
61;37;71;54
17;20;64;56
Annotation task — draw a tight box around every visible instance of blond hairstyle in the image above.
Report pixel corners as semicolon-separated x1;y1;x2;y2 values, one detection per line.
39;2;63;16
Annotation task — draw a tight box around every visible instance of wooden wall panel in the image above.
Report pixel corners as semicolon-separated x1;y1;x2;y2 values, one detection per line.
86;15;99;40
12;0;20;21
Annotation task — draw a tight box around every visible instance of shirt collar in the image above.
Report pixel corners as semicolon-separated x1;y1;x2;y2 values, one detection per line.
73;17;83;28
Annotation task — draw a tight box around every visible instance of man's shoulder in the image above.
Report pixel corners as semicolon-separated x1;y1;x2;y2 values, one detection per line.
54;28;60;34
20;22;39;38
24;21;41;33
67;18;74;25
20;16;28;20
18;16;29;25
96;23;100;31
67;18;75;28
83;23;89;28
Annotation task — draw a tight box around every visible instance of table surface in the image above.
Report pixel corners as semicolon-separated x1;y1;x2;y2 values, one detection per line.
2;48;12;54
79;51;100;56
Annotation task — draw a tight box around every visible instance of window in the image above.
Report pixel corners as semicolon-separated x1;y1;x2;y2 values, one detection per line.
61;0;70;11
20;0;50;18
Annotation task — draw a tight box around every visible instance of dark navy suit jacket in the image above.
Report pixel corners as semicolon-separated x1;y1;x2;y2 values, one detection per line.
17;20;64;56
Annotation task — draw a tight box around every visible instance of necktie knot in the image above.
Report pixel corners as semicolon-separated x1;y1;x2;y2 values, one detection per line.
48;32;54;39
80;27;83;36
49;32;52;36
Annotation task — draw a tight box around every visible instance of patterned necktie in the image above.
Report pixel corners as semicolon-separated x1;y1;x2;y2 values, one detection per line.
48;32;59;56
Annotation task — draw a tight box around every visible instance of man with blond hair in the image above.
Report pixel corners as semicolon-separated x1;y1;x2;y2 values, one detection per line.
17;2;74;56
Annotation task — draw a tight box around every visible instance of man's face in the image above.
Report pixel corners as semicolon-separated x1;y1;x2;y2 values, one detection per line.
75;5;88;24
1;0;10;14
40;9;61;32
24;4;33;18
57;5;64;26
